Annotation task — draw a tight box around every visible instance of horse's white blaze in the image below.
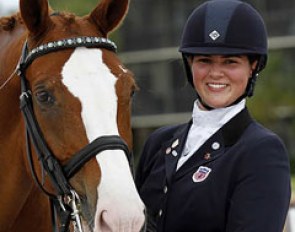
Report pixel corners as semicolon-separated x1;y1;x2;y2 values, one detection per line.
62;48;118;140
61;48;145;232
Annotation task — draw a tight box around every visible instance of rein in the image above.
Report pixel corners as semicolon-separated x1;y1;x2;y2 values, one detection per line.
17;36;132;232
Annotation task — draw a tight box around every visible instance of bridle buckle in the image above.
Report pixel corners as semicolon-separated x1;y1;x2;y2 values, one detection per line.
69;190;83;232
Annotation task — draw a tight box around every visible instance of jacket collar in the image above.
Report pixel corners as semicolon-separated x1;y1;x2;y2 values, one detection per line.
163;108;253;182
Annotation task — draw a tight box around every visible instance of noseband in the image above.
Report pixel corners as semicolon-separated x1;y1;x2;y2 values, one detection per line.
17;36;133;232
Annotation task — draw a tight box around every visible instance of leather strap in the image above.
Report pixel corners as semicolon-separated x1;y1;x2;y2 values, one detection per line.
64;135;131;178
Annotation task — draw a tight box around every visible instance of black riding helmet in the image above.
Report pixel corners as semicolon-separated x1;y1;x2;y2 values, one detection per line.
179;0;268;107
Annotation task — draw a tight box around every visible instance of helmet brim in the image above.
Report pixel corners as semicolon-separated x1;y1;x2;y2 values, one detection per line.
179;46;266;56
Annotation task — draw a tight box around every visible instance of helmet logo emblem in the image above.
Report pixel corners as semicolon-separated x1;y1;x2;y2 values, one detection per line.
209;30;220;41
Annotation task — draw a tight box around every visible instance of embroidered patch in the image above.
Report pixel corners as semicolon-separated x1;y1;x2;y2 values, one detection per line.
192;166;212;183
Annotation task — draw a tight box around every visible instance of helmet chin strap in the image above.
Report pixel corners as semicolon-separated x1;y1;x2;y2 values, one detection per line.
197;93;245;111
197;96;214;110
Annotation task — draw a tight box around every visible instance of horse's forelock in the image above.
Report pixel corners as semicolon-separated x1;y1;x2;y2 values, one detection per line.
50;11;77;24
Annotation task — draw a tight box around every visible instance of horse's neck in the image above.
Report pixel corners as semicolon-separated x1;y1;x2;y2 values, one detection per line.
0;15;25;89
0;18;52;232
0;92;52;231
3;186;52;232
0;18;25;142
0;132;52;232
0;131;51;229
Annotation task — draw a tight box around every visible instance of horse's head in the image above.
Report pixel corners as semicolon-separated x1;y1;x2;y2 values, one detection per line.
18;0;145;231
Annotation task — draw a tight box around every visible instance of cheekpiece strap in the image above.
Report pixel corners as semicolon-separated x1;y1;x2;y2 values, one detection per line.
19;36;117;71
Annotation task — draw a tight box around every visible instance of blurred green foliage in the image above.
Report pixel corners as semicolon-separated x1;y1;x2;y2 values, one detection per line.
248;49;295;164
248;50;295;124
48;0;121;43
49;0;97;16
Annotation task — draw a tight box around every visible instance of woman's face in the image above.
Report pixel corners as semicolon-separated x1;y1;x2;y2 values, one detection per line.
190;55;257;110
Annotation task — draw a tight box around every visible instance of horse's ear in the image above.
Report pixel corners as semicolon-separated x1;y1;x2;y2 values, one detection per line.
89;0;129;36
20;0;52;37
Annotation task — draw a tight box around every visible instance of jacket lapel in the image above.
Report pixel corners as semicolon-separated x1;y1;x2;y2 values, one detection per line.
174;108;253;181
163;121;192;185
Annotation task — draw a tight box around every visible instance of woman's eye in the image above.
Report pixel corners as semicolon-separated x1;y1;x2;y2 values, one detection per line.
35;90;55;105
195;58;211;64
225;59;236;64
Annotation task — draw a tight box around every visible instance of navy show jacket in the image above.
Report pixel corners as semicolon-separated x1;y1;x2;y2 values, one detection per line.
136;108;291;232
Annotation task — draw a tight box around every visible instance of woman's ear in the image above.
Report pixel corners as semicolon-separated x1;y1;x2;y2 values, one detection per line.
251;60;258;71
250;60;258;77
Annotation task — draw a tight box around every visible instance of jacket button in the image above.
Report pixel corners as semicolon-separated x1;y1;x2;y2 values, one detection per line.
163;186;168;194
158;209;163;217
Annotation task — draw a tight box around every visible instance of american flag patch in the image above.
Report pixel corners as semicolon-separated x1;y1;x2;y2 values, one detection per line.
192;166;212;183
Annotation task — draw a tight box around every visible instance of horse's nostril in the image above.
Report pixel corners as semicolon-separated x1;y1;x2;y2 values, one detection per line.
97;207;145;232
100;210;113;232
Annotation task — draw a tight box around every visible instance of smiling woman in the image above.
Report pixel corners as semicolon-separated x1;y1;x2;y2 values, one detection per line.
189;55;257;110
135;1;291;232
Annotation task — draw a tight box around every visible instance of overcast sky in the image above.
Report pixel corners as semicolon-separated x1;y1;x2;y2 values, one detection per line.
0;0;19;16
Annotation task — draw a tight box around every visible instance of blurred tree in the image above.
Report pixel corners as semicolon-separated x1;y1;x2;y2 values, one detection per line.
248;50;295;124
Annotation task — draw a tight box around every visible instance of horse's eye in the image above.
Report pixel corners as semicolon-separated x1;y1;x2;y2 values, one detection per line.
131;89;135;97
35;90;55;105
131;84;138;98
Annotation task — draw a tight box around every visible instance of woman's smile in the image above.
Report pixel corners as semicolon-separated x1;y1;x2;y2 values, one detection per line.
207;82;228;91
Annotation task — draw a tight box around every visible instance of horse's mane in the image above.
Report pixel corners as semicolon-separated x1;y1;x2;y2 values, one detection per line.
0;9;77;32
0;13;23;31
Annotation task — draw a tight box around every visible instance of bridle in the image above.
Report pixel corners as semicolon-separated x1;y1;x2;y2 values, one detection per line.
18;36;133;232
17;36;133;232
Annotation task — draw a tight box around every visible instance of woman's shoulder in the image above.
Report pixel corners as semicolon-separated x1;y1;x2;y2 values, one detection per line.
246;120;285;144
241;120;289;160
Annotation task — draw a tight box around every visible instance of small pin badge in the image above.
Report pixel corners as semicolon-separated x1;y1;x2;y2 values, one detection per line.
204;152;211;160
172;150;178;157
171;139;179;149
211;142;220;150
209;30;220;41
166;147;172;155
192;166;212;183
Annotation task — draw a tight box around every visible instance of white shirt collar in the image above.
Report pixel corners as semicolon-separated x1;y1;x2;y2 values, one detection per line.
192;99;246;128
177;99;246;170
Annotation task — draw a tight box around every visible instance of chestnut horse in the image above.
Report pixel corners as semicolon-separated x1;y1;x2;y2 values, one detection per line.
0;0;145;231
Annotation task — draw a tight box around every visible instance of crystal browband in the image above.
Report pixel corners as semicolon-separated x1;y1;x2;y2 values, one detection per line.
19;36;117;71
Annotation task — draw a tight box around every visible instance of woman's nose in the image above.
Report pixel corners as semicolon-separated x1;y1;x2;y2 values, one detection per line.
209;63;224;78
